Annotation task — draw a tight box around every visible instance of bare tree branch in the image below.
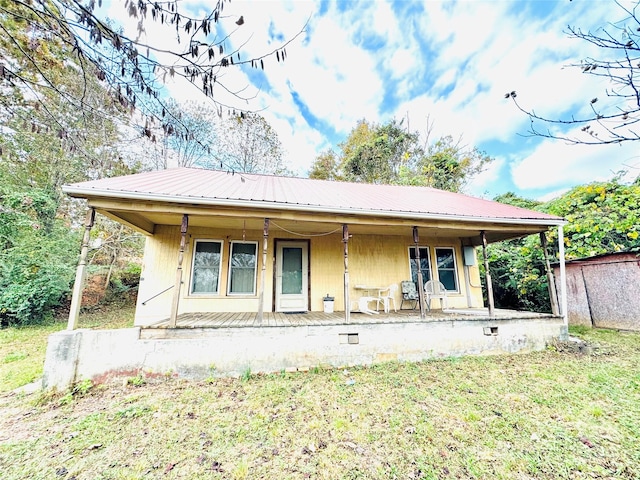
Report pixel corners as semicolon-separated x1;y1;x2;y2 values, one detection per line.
508;0;640;145
1;0;306;169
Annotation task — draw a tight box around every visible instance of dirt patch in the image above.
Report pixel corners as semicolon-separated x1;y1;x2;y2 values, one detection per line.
81;275;108;307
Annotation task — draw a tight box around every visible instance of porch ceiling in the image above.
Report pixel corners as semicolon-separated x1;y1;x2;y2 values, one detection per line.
96;203;549;245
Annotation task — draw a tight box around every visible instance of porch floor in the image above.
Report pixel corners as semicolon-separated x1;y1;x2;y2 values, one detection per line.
145;308;557;329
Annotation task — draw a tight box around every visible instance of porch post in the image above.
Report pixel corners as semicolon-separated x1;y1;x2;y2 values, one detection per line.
413;227;426;319
257;218;269;323
558;225;568;328
67;207;96;330
169;214;188;328
540;232;560;315
480;230;495;316
343;224;350;324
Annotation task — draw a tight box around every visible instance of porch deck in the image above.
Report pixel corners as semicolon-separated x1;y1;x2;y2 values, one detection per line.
145;308;557;329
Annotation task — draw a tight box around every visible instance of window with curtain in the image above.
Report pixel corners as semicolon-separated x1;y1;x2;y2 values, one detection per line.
228;242;258;295
435;247;459;292
409;246;431;287
190;240;222;294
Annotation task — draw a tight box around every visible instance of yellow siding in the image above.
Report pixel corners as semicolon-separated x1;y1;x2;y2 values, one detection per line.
309;233;344;311
134;224;485;325
135;225;180;325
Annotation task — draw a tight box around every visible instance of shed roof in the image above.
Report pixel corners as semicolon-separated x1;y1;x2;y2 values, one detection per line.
64;167;563;227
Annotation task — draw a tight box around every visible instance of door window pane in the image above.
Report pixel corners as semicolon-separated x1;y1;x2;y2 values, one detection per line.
409;247;431;287
435;247;458;291
191;240;222;294
229;242;257;294
282;247;303;294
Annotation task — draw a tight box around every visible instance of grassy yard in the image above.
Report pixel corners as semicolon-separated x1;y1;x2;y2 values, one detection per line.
0;324;639;480
0;306;134;392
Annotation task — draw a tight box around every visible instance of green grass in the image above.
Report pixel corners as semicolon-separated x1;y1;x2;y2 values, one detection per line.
0;324;639;479
0;305;134;392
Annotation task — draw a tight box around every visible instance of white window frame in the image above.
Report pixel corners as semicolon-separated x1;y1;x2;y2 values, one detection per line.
189;239;224;295
408;246;432;286
227;241;258;296
434;247;459;293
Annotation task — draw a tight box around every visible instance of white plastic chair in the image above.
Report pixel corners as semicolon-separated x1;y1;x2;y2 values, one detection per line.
357;296;379;315
376;284;398;313
424;280;448;311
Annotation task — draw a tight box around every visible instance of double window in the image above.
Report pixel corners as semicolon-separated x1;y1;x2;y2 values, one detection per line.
408;246;459;292
190;240;258;296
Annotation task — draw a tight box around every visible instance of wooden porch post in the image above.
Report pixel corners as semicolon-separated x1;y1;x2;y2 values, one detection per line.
480;230;495;316
67;208;95;330
169;215;188;328
540;232;560;316
557;225;568;328
343;224;350;324
413;227;426;319
257;218;269;323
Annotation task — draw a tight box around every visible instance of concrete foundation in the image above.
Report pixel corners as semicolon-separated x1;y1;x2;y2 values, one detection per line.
43;318;567;391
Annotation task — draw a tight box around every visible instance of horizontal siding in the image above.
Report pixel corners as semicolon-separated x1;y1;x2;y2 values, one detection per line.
134;224;485;326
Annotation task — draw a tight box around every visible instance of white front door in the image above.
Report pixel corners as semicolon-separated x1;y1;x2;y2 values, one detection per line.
275;241;309;312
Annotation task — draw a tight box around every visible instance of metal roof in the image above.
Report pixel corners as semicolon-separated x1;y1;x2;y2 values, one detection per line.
63;167;564;226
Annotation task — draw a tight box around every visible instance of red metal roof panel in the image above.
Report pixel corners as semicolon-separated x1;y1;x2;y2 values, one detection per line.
63;167;563;223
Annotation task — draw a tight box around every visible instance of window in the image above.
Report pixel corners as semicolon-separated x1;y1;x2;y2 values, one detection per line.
190;240;223;294
435;247;459;292
409;246;431;287
228;242;258;295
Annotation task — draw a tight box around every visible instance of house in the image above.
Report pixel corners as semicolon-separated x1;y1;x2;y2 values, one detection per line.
553;251;640;331
43;168;568;389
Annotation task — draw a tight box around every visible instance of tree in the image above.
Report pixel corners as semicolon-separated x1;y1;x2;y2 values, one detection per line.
486;177;640;313
0;181;79;325
210;113;288;174
341;119;418;185
308;149;341;180
507;0;640;145
0;3;144;324
0;1;304;159
406;135;493;192
308;118;492;192
160;100;218;168
543;178;640;257
483;193;549;312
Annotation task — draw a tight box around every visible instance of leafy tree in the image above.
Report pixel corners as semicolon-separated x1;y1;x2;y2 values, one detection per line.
0;2;145;324
507;0;640;144
405;135;493;192
543;178;640;257
0;184;79;325
486;178;640;313
481;193;550;312
308;149;341;180
308;118;492;192
341;119;418;184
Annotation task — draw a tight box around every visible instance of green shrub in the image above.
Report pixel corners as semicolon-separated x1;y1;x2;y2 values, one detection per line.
0;226;78;326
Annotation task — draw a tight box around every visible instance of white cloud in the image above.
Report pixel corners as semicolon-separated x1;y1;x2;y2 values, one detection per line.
511;137;639;191
466;156;507;198
104;0;639;196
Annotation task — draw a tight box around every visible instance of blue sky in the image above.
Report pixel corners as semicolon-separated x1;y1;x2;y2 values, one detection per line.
116;0;640;200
